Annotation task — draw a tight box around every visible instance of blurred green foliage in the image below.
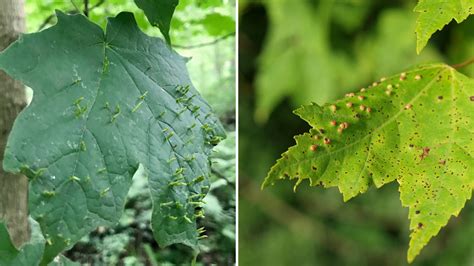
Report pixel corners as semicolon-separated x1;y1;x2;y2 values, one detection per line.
239;0;473;265
24;0;235;264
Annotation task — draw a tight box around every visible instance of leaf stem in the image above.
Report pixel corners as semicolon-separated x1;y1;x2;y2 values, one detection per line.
452;56;474;69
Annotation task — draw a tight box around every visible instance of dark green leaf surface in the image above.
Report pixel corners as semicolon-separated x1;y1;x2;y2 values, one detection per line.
134;0;179;44
0;11;224;264
263;64;473;262
414;0;474;54
0;219;46;266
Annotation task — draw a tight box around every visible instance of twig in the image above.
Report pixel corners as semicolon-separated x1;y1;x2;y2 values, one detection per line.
37;0;106;31
452;56;474;69
70;0;80;13
90;0;106;10
84;0;89;17
174;32;235;49
241;177;352;253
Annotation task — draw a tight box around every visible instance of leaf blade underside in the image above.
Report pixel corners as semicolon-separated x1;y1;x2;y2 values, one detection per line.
414;0;474;54
0;11;224;264
263;64;473;263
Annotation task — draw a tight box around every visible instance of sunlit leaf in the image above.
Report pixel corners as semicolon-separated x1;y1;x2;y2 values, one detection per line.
199;13;235;36
264;64;474;263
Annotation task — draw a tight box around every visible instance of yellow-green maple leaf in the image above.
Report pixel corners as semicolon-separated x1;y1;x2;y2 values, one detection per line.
263;64;474;263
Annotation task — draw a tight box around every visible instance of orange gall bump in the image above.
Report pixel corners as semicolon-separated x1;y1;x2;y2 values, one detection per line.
346;102;353;108
404;103;413;110
309;145;318;152
358;95;365;100
359;105;366;111
330;120;337;126
415;74;422;80
323;138;331;145
330;104;337;112
366;107;372;113
400;72;407;81
342;122;349;129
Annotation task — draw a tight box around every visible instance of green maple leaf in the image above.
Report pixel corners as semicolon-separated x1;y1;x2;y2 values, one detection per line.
0;11;224;264
263;64;473;263
414;0;474;54
0;218;45;266
134;0;179;44
0;218;78;266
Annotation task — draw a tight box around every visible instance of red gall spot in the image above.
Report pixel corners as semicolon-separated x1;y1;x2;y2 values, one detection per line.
358;95;365;100
415;74;422;80
323;138;331;145
400;72;407;80
366;107;372;113
404;104;413;110
330;120;337;126
359;105;366;111
309;145;318;151
346;102;353;108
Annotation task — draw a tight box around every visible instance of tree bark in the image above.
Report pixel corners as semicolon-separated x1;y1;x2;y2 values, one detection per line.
0;0;29;248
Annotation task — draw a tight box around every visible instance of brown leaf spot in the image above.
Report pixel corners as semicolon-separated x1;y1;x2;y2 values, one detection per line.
419;147;430;160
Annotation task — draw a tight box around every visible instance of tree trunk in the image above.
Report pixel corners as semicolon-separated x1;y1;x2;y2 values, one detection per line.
0;0;29;248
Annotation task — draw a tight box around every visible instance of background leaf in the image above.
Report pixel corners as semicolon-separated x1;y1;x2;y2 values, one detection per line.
414;0;474;53
198;13;235;36
134;0;179;44
264;64;474;262
0;11;224;264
